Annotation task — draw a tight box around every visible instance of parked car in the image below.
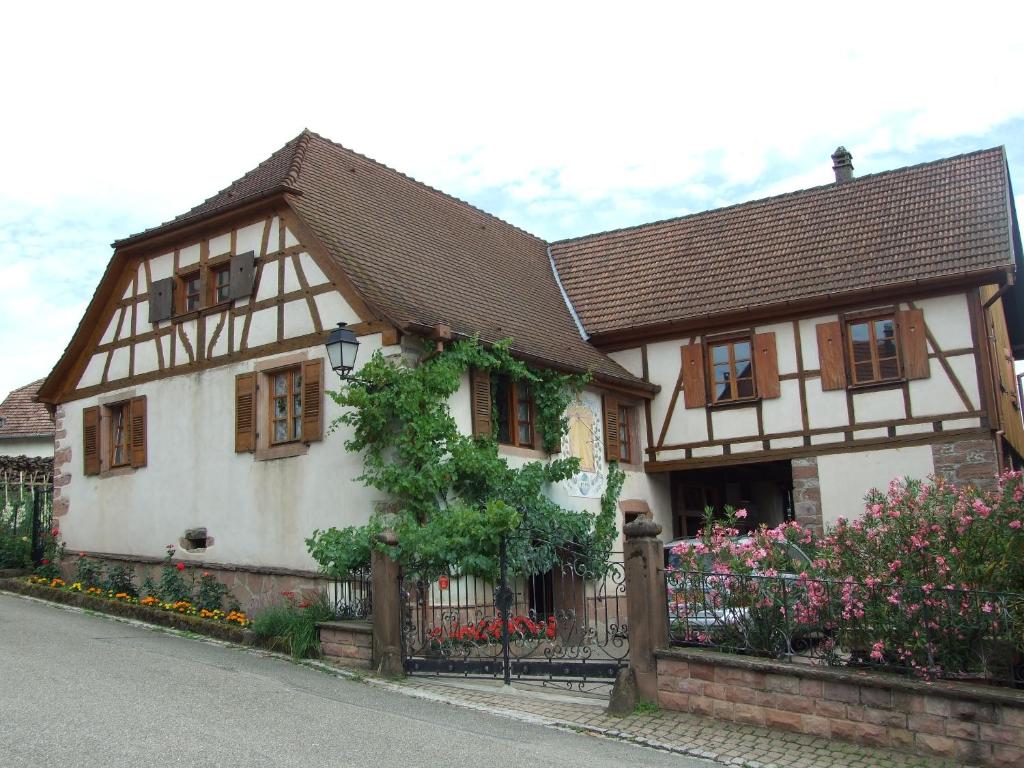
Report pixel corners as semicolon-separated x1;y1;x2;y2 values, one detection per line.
664;536;816;653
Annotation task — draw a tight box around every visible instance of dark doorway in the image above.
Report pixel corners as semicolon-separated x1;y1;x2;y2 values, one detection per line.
669;460;793;539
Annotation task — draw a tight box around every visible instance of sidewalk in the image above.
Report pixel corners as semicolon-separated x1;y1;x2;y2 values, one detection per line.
344;671;970;768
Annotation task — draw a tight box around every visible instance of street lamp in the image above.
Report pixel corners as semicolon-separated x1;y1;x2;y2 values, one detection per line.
325;322;360;380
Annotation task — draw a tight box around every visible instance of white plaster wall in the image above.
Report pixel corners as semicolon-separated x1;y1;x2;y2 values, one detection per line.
761;379;802;435
915;294;973;350
607;347;643;379
135;340;158;375
805;381;849;429
80;355;106;388
817;445;935;528
711;406;758;440
61;335;390;571
852;387;905;423
299;252;328;285
0;437;54;458
108;346;130;381
757;321;797;375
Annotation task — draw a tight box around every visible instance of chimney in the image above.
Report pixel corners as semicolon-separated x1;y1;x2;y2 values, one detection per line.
831;146;854;183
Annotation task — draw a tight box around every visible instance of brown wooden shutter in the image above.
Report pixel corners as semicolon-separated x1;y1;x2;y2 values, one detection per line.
83;406;101;476
897;308;929;380
753;332;781;399
681;343;707;408
228;251;256;300
149;277;175;323
816;321;847;390
603;395;620;461
301;358;324;443
129;396;147;468
470;368;492;438
234;372;257;453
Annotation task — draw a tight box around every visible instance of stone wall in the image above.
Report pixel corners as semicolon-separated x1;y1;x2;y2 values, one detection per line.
932;435;1000;492
318;620;373;669
656;647;1024;767
790;456;822;536
52;405;70;520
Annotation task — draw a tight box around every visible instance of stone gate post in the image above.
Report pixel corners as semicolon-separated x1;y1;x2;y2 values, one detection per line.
612;519;668;709
370;530;404;678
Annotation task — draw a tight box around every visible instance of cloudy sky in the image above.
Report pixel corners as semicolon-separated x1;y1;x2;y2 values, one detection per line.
2;1;1023;399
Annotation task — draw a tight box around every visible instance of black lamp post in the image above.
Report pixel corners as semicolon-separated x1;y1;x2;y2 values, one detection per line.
325;322;361;381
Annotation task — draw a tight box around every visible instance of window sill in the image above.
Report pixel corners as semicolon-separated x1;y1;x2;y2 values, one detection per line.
98;466;136;479
707;397;760;411
846;379;904;393
255;441;310;462
170;301;233;324
498;443;547;460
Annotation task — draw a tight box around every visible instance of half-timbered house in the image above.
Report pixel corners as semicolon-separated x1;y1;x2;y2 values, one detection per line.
37;135;1022;602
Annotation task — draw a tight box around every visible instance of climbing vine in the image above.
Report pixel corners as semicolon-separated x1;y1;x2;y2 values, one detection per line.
305;338;624;578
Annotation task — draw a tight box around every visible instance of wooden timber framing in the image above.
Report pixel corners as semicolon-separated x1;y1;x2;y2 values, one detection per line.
39;198;389;405
645;426;991;473
634;290;988;466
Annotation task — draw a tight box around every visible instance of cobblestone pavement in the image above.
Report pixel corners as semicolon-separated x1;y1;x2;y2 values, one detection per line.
343;671;971;768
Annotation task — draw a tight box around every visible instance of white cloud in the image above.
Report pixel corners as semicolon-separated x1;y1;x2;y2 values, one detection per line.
0;0;1023;398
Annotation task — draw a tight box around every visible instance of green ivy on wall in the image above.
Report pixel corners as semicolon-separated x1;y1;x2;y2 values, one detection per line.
305;338;625;579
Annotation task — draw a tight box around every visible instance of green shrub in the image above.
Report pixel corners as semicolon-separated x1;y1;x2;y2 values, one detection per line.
103;564;138;597
73;555;105;588
251;591;335;659
195;572;236;612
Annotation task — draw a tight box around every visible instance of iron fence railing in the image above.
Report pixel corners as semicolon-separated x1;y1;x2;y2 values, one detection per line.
666;568;1024;687
1;472;52;569
330;567;372;619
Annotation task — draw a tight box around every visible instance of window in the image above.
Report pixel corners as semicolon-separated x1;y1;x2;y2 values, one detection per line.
235;358;324;457
210;264;231;304
109;402;130;467
617;405;633;463
179;270;201;313
708;338;755;403
82;396;147;476
846;316;899;385
151;250;256;323
494;374;534;448
602;395;637;463
270;367;304;445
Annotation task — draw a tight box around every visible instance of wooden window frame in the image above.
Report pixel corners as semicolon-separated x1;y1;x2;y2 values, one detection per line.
495;375;535;449
175;269;202;315
617;403;634;464
247;353;324;461
268;366;303;446
844;313;901;387
209;262;232;306
706;335;758;406
107;401;131;469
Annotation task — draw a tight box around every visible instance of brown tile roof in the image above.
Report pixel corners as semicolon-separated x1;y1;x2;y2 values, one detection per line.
283;132;645;388
0;380;54;438
550;148;1016;337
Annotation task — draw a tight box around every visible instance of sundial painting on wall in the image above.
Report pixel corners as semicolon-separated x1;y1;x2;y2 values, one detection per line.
560;391;608;498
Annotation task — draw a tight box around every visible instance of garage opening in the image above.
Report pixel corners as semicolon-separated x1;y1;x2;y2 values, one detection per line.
668;460;794;540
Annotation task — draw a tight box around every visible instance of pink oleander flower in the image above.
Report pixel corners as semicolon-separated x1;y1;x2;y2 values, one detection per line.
1009;520;1022;530
735;509;748;519
870;641;885;661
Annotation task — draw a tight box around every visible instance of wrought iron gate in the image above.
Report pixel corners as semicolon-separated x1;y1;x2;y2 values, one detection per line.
400;535;628;688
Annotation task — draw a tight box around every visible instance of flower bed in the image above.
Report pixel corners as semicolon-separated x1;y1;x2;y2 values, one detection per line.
1;577;253;643
426;615;557;646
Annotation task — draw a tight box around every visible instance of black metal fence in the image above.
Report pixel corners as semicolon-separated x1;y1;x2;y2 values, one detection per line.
666;569;1024;687
330;567;372;619
401;536;629;688
1;467;52;569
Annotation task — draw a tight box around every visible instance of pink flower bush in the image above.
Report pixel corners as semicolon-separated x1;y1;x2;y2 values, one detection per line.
666;473;1024;683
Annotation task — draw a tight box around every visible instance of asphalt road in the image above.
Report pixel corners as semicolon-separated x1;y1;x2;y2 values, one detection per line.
0;593;710;768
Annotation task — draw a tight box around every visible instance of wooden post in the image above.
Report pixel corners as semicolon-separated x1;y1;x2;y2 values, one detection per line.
371;530;405;678
622;519;668;703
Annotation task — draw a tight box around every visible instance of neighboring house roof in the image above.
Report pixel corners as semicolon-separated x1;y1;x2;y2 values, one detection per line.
0;380;54;438
117;130;646;390
550;147;1019;338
